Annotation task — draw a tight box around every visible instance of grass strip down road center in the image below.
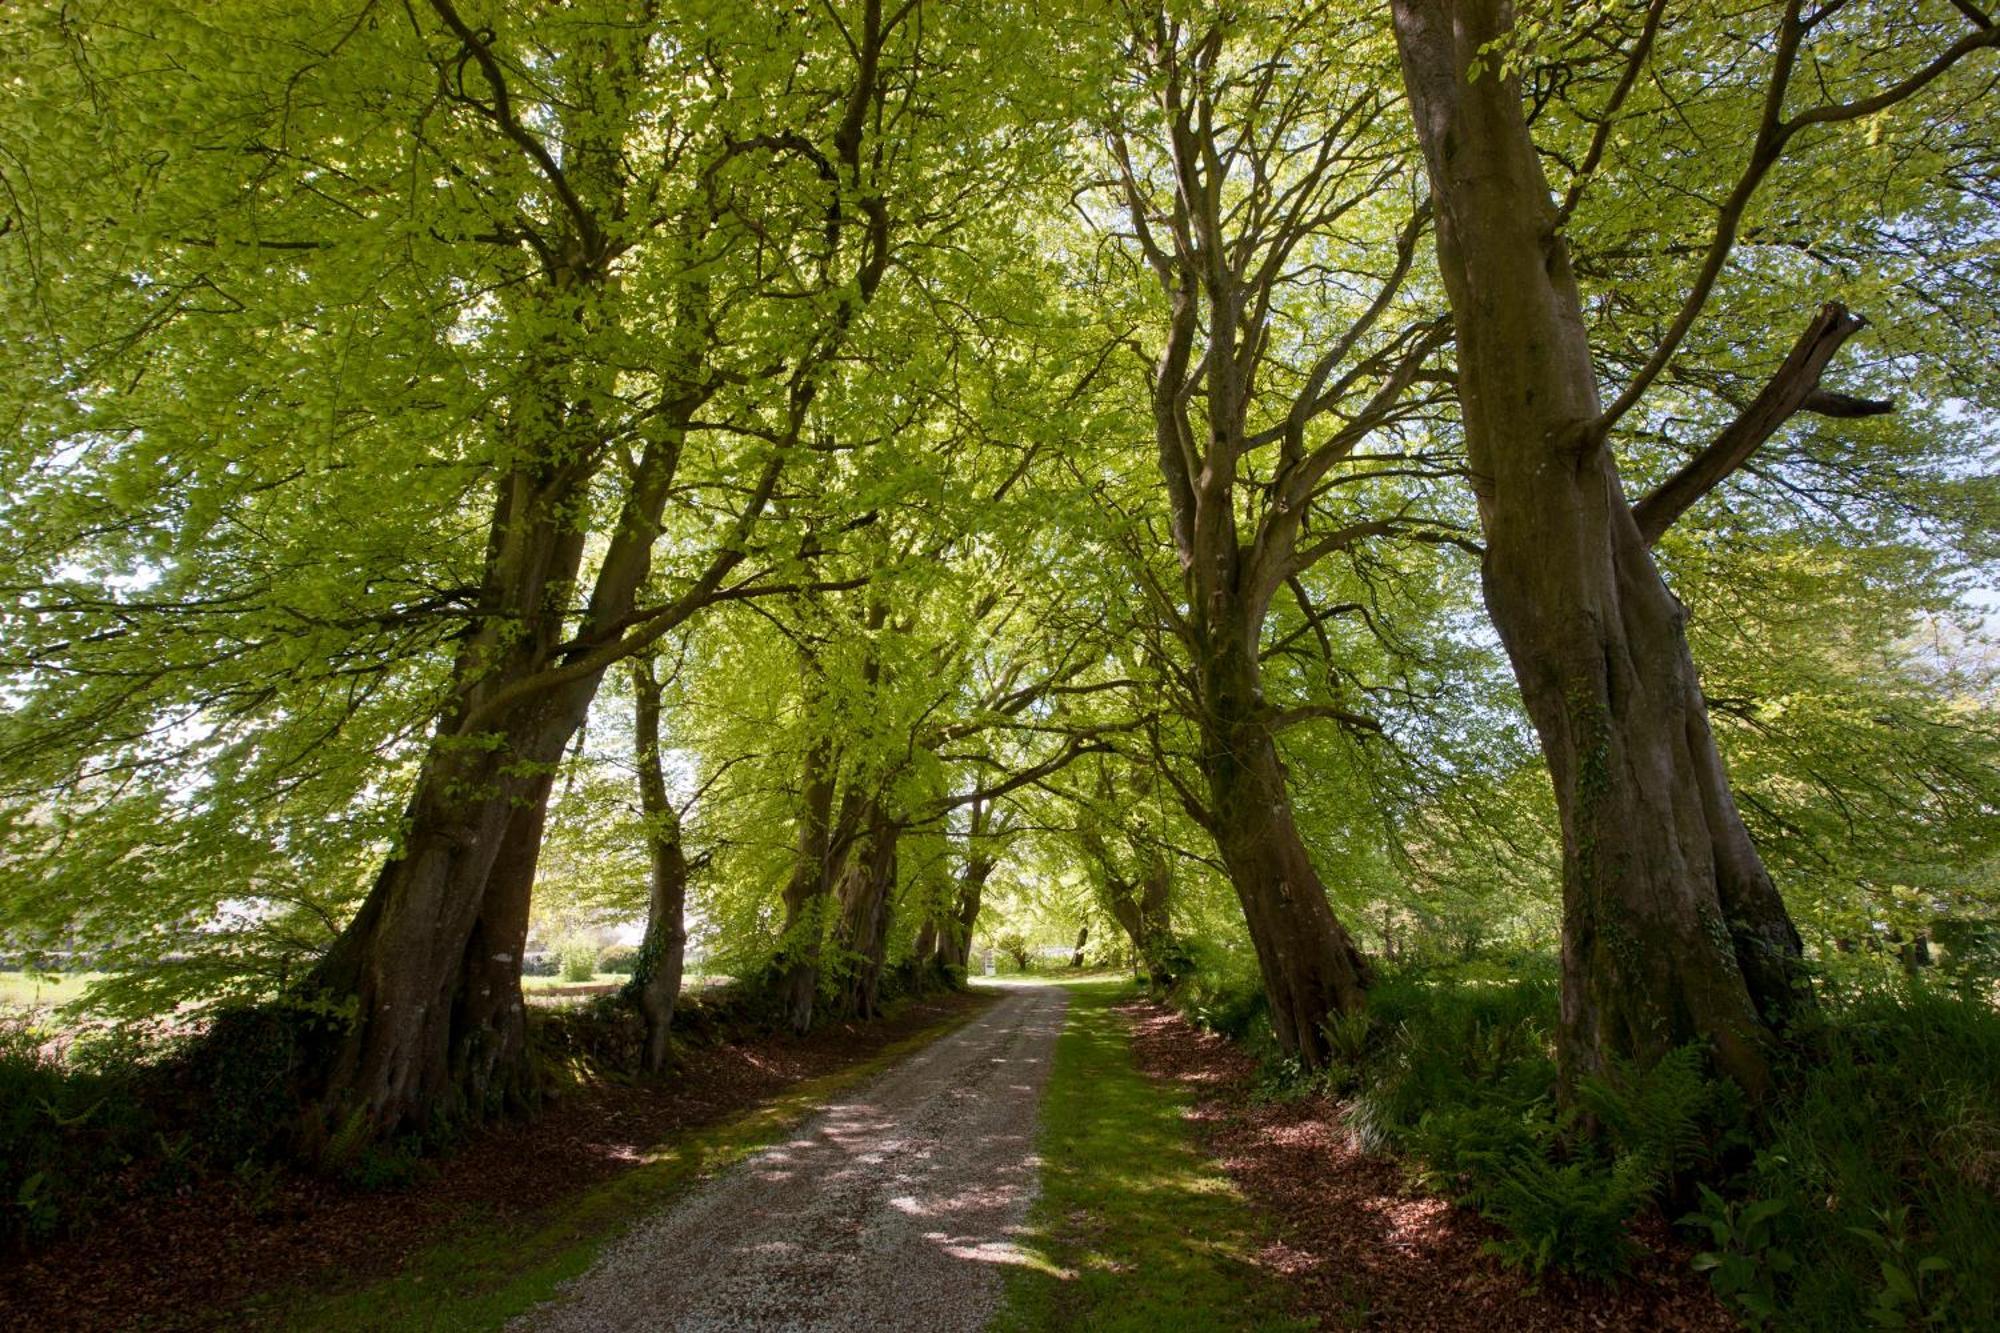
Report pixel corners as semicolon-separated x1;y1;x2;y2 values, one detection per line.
994;978;1308;1333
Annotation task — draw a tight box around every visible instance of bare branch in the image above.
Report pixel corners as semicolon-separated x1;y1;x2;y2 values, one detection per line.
1632;302;1889;545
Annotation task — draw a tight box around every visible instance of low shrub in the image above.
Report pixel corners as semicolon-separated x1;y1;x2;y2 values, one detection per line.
1679;981;2000;1329
170;1003;315;1165
1171;941;1271;1049
596;944;640;976
1342;964;1744;1282
1479;1152;1658;1280
558;938;597;984
1;1016;153;1247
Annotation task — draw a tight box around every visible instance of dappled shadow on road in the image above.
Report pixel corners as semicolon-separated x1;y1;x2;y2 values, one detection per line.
520;985;1070;1333
0;990;994;1333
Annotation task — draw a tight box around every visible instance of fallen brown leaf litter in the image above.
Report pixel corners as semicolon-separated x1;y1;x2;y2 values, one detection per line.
1116;996;1738;1333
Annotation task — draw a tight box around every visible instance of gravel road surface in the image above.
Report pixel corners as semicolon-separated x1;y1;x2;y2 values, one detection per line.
517;982;1069;1332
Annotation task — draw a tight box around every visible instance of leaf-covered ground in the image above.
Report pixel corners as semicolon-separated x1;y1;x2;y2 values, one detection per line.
1116;995;1737;1332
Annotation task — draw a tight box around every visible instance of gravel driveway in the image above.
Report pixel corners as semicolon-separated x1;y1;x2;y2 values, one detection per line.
516;982;1069;1332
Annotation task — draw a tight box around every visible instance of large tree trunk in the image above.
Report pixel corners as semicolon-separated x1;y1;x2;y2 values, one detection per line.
297;0;907;1138
306;674;601;1138
1106;853;1177;989
774;591;893;1029
629;656;690;1074
1390;0;1806;1095
1183;663;1372;1070
773;739;844;1034
831;799;900;1020
1200;641;1371;1061
944;798;999;972
305;411;699;1136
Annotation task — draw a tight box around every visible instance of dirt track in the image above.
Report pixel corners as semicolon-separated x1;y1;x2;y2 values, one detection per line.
517;983;1068;1332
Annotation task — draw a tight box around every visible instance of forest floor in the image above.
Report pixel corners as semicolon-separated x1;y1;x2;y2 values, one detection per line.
4;980;1747;1331
1117;993;1738;1332
0;987;994;1332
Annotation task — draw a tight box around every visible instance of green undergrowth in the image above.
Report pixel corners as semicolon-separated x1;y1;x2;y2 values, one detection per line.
993;978;1311;1333
234;996;994;1331
1176;958;2000;1329
1;1015;156;1247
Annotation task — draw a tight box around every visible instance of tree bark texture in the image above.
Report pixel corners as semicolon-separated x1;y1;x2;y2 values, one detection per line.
629;656;690;1073
1200;646;1371;1056
831;798;901;1020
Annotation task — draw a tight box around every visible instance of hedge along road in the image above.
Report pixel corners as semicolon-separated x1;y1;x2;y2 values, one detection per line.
516;982;1069;1333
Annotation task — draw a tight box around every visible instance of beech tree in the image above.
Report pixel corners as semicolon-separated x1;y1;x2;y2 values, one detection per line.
1;0;1992;1156
1389;0;2000;1091
0;0;1051;1137
1086;3;1463;1063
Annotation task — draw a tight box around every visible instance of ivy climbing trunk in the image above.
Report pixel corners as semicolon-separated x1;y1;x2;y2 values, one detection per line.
1390;0;1807;1095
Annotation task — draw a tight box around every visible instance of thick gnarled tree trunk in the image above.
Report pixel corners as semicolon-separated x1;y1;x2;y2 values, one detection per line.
831;799;900;1020
305;454;605;1138
1390;0;1807;1094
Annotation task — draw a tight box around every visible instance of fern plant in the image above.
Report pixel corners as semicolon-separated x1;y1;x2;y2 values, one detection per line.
1577;1046;1725;1180
1480;1151;1658;1281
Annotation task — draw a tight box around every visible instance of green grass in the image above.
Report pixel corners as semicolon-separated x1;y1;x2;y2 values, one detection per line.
0;971;108;1010
520;974;610;991
993;978;1312;1333
238;997;992;1332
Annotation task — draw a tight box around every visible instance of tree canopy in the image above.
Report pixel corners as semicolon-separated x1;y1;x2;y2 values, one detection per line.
0;0;1995;1133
